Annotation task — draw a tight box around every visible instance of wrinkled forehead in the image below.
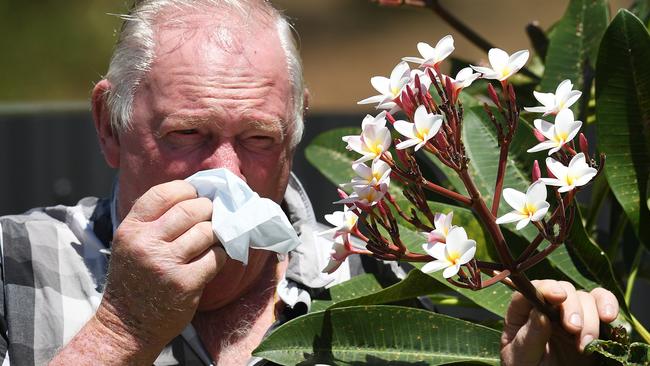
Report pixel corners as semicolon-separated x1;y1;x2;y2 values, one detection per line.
152;7;285;73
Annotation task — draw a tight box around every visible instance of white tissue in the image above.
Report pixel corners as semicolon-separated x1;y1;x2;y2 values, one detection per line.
186;169;301;265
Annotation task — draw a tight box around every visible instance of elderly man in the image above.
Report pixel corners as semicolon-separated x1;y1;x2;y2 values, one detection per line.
0;1;618;365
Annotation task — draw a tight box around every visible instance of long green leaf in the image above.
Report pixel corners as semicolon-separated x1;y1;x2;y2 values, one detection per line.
596;9;650;249
540;0;609;102
328;270;447;310
253;305;501;365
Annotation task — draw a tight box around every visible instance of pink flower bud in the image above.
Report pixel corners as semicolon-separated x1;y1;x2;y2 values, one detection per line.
579;133;589;155
533;128;546;142
532;160;541;182
444;76;454;101
487;83;501;108
386;112;396;125
435;132;448;149
337;188;349;200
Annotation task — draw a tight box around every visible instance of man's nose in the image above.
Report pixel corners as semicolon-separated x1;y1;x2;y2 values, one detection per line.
199;140;246;182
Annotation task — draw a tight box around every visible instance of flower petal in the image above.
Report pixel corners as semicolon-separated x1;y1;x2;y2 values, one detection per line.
530;201;550;221
458;243;476;265
393;120;417;139
442;264;461;278
508;50;529;72
503;188;527;212
488;48;510;70
515;217;531;230
496;211;528;224
370;76;391;96
526;180;547;203
421;259;449;274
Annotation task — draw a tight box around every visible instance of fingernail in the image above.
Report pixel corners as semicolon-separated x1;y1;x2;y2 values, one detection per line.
581;335;594;349
570;313;582;327
604;304;615;318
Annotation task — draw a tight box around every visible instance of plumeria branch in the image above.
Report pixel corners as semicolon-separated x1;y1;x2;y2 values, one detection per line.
322;33;605;323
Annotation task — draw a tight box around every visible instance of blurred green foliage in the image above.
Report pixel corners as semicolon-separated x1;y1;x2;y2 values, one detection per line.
0;1;125;101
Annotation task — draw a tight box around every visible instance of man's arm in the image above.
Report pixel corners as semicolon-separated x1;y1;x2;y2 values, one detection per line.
50;181;226;365
501;280;619;366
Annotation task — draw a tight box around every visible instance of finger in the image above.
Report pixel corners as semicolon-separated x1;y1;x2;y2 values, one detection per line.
536;279;568;306
558;281;583;334
128;180;198;222
577;291;600;351
505;280;564;328
172;221;218;262
590;288;619;323
501;309;552;366
154;197;213;240
186;246;228;285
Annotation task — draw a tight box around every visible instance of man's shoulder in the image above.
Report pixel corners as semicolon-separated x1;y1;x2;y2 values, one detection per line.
1;196;100;226
0;196;108;261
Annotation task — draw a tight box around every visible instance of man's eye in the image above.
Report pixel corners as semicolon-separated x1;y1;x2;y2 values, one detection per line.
173;129;199;135
245;135;276;149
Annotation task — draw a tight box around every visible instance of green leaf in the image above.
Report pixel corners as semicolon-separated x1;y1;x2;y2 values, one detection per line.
596;9;650;249
328;270;447;310
310;273;385;313
305;127;362;189
585;339;650;365
253;305;501;365
540;0;609;106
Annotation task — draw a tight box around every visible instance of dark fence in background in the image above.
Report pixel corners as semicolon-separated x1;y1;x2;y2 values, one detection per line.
0;105;359;220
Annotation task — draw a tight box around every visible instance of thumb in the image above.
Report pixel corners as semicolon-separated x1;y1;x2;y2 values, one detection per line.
501;308;552;366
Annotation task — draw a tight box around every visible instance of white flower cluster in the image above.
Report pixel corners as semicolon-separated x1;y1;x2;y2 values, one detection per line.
496;80;596;230
320;35;596;278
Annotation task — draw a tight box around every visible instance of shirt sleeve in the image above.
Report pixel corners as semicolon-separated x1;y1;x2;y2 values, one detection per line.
0;222;10;364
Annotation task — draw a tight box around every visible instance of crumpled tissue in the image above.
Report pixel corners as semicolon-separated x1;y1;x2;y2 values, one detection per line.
186;169;301;265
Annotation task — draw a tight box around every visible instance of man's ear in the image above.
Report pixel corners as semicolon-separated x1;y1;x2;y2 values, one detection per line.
92;80;120;169
302;87;311;119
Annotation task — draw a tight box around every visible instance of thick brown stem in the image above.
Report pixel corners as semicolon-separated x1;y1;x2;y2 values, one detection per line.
458;168;560;321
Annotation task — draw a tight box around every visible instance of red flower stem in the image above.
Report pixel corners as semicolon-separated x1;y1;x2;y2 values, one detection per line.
518;243;562;272
458;167;559;321
490;144;510;216
480;269;512;288
475;260;506;271
421;179;472;205
515;232;546;264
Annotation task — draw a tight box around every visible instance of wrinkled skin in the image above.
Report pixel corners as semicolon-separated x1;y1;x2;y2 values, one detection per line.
502;280;619;365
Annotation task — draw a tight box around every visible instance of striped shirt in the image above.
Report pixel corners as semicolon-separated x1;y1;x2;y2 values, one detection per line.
0;173;355;365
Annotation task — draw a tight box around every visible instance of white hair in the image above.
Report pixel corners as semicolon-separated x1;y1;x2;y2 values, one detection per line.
103;0;304;148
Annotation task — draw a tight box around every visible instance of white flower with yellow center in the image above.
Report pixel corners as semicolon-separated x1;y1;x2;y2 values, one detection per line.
542;153;597;193
319;206;359;240
524;79;582;116
421;226;476;279
527;109;583;155
471;48;529;81
403;35;455;68
393;105;444;151
425;211;456;249
358;61;411;111
342;160;392;192
335;184;386;207
495;181;550;230
342;112;392;163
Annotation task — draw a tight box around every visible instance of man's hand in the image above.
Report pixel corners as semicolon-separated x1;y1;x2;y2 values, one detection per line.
94;180;227;361
501;280;619;366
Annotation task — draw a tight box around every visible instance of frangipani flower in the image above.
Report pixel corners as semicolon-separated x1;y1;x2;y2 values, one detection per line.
394;105;443;151
402;35;455;68
335;184;386;207
421;226;476;279
342;160;392;191
425;211;456;248
471;48;529;81
527;109;582;155
319;206;359;239
322;241;350;273
445;67;480;102
342;113;392;163
542;153;597;192
495;181;550;230
524;79;582;116
358;61;411;111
